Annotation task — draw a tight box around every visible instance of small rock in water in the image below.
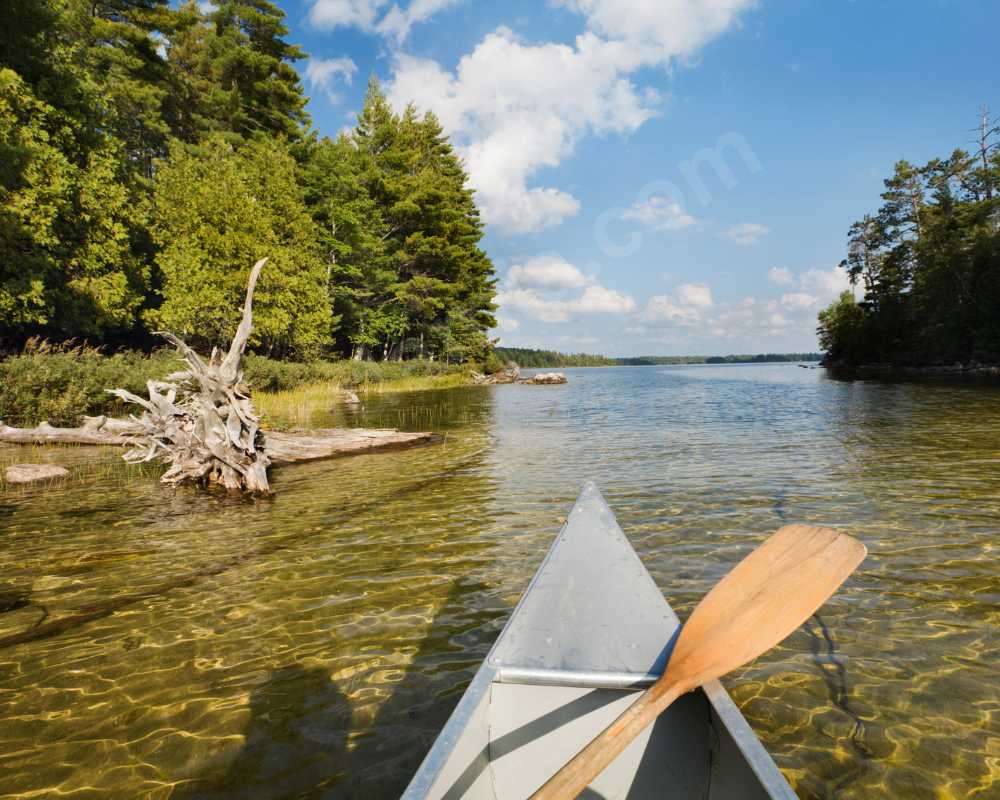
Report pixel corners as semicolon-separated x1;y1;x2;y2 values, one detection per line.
4;463;70;486
342;391;361;405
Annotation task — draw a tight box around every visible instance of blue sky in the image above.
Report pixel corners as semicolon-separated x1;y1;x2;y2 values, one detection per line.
282;0;999;356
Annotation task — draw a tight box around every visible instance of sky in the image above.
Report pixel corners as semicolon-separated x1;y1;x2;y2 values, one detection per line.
282;0;1000;357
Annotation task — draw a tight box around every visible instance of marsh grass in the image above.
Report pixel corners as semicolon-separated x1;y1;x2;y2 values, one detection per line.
356;372;470;395
255;373;472;430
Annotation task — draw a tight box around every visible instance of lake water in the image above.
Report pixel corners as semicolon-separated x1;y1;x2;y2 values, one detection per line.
0;364;997;799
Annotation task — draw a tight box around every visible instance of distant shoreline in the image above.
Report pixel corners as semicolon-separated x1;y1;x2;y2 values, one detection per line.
494;347;822;369
823;360;1000;381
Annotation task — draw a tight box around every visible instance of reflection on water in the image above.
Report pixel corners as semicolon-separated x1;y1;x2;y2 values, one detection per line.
0;364;998;798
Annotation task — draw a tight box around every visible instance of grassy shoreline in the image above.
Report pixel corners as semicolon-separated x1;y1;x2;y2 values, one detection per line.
0;344;471;428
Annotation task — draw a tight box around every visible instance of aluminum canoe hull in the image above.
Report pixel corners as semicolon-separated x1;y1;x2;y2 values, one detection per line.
403;482;797;800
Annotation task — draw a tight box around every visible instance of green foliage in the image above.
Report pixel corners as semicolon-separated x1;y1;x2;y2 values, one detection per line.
149;136;332;358
822;117;1000;365
0;341;179;426
0;344;461;426
313;78;497;362
0;10;496;366
817;292;866;363
0;69;150;339
494;348;618;368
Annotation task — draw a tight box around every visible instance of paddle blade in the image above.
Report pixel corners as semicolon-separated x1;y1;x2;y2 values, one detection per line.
664;524;866;692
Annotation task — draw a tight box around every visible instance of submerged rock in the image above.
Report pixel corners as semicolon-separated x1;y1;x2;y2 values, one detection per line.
4;463;70;486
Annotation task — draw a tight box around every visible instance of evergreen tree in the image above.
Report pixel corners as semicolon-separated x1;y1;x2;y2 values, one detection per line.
820;111;1000;366
149;136;331;357
0;69;149;340
345;78;496;361
201;0;310;140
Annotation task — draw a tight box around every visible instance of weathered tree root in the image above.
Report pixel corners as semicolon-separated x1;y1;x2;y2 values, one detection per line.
109;258;272;494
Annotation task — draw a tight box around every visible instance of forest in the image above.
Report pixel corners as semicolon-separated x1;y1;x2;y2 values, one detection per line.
494;348;822;368
1;0;496;364
818;110;1000;367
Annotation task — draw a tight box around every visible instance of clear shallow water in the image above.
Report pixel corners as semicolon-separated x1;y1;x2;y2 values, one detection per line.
0;364;998;799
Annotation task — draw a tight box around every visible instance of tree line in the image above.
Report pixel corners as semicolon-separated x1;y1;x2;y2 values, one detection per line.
1;0;496;363
494;348;822;368
818;108;1000;366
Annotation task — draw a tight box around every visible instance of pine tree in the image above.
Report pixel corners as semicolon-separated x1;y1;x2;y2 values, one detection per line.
347;78;496;361
201;0;310;140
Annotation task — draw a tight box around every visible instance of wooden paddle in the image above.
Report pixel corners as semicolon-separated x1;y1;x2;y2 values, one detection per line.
529;523;867;800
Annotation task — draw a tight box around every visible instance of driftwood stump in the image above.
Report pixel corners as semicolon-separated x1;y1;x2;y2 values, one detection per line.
110;258;271;495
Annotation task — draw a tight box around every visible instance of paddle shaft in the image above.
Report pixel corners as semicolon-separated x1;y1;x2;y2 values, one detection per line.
529;680;683;800
529;524;866;799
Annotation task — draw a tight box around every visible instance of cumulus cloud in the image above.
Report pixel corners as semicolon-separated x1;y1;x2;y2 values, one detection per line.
559;0;758;62
308;0;385;30
496;255;634;321
723;222;769;245
638;283;714;327
767;267;794;285
495;316;520;331
376;0;460;42
304;57;358;102
772;267;853;313
800;267;852;297
780;292;818;311
507;256;595;291
379;1;755;234
622;196;697;231
387;31;661;233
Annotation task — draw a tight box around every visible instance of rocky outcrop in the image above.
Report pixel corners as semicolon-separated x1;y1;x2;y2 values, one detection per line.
4;464;70;486
471;364;568;385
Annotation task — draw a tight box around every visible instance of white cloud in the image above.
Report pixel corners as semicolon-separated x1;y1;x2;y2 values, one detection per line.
780;292;818;311
767;267;794;286
308;0;457;39
507;256;594;291
723;222;769;245
304;57;358;102
496;255;634;321
800;267;852;298
559;0;758;63
639;282;714;327
573;284;636;314
497;285;635;322
495;316;520;331
622;196;697;231
387;31;660;233
376;0;460;42
308;0;385;30
677;282;713;309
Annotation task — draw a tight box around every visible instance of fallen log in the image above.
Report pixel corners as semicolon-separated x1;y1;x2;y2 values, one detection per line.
0;419;436;465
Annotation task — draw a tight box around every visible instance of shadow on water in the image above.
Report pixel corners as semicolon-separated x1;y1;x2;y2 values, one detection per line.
177;579;502;800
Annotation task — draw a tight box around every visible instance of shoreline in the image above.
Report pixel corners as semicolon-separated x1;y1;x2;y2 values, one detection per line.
822;360;1000;381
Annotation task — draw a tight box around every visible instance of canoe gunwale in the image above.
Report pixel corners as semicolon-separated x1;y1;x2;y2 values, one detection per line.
495;666;661;690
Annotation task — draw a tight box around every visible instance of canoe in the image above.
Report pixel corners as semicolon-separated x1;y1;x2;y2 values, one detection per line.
403;481;798;800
